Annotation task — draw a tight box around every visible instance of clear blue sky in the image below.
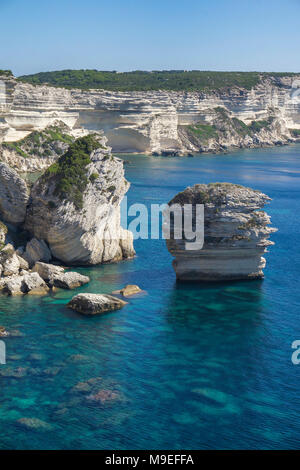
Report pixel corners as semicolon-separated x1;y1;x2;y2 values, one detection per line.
1;0;300;76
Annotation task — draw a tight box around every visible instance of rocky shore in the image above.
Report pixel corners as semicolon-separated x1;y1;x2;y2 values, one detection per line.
166;183;277;281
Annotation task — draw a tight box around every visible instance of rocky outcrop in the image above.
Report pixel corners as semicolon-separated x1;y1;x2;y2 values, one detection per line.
0;121;89;173
33;262;90;289
0;162;29;224
165;183;277;281
25;134;135;265
68;293;127;315
0;73;300;155
0;245;90;296
178;107;293;154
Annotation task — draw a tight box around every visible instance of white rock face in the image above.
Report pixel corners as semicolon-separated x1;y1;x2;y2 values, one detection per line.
166;183;277;281
25;136;135;265
1;74;300;154
0;162;29;224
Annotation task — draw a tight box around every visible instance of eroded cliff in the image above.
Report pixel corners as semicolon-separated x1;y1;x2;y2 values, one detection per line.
1;73;300;155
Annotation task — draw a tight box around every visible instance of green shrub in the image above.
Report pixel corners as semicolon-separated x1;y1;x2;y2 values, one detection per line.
187;123;218;142
89;172;99;183
43;134;101;209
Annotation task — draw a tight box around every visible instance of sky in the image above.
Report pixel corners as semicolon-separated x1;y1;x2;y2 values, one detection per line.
0;0;300;76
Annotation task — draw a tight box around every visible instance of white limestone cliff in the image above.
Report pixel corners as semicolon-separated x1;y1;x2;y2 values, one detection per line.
0;74;300;155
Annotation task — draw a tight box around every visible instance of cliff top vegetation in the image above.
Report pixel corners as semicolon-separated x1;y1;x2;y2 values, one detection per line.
18;70;299;92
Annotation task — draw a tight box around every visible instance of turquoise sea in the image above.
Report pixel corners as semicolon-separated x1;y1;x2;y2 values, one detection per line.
0;145;300;449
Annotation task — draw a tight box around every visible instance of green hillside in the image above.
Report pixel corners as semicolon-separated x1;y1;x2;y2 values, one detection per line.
18;70;298;92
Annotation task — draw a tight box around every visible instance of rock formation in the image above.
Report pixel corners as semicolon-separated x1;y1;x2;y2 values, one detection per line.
68;293;127;315
165;183;277;281
0;162;29;224
0;73;300;155
0;120;89;173
25;133;135;265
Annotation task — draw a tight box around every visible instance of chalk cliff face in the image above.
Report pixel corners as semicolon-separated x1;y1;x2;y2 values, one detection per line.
1;74;300;155
165;183;276;281
25;134;135;265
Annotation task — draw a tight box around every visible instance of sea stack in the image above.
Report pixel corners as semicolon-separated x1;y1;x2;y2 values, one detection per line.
165;183;277;281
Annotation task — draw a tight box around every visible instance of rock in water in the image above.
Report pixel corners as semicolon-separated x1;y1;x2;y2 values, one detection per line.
25;134;135;265
113;284;143;297
51;272;90;289
0;163;29;225
68;293;127;315
165;183;277;281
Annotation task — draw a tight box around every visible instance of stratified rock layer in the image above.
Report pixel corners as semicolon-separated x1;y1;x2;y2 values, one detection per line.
166;183;277;281
25;135;135;265
1;73;300;154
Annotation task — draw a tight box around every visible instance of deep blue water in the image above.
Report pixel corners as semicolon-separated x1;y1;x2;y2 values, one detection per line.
1;145;300;449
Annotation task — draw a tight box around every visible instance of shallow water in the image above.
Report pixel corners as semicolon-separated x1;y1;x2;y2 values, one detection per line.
1;145;300;449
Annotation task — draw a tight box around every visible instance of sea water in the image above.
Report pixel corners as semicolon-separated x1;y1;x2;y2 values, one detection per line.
0;144;300;449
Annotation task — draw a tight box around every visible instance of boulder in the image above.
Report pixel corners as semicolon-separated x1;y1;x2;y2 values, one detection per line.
22;272;49;295
68;293;127;315
2;275;24;296
51;272;90;290
2;252;20;277
32;261;65;282
24;238;52;267
113;284;142;297
0;272;48;296
0;162;29;225
165;183;277;281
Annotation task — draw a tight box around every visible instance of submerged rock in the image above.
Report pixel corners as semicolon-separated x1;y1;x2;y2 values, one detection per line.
25;134;135;265
68;293;127;315
86;389;124;405
165;182;277;281
16;417;52;431
0;162;29;225
113;284;143;297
